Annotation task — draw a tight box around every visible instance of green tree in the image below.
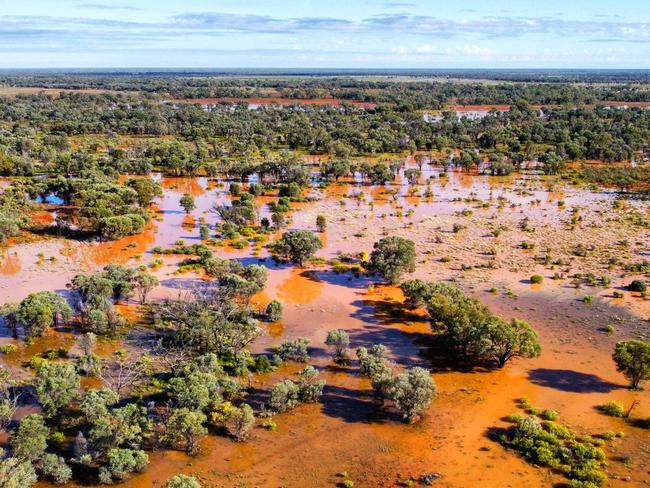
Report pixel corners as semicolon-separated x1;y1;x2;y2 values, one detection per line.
126;178;163;207
11;291;72;339
99;448;149;484
271;230;322;267
40;454;72;485
134;272;159;305
325;329;350;364
180;194;196;214
265;299;283;321
483;317;542;368
34;361;80;417
386;367;437;422
164;408;207;456
425;282;491;356
369;236;416;284
0;457;37;488
613;340;650;389
225;403;255;441
11;414;48;462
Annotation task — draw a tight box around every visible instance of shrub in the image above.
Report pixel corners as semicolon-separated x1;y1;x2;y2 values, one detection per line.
627;280;647;292
225;403;255;441
316;214;327;232
267;380;300;413
325;329;350;364
40;454;72;485
502;414;607;487
541;409;559;421
386;367;437;422
99;448;149;483
530;275;543;284
275;338;310;362
265;300;283;321
165;474;202;488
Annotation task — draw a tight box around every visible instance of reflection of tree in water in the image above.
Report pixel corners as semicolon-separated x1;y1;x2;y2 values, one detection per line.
276;269;325;305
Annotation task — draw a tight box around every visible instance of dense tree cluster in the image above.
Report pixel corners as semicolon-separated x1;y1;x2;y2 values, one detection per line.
401;280;541;367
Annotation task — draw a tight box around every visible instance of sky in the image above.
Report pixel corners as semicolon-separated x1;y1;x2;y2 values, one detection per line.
0;0;649;69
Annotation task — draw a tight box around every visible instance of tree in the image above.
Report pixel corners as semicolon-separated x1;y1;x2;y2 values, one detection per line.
99;448;149;484
0;457;37;488
164;408;207;455
11;414;48;462
267;380;300;413
369;236;416;284
316;214;327;232
386;367;437;422
271;230;322;267
169;369;222;411
126;178;162;207
325;329;350;364
320;159;350;182
34;361;80;417
483;317;542;368
165;474;202;488
613;340;650;389
157;286;260;358
425;282;491;356
225;403;255;441
10;291;72;339
180;194;195;214
296;366;325;403
40;454;72;485
134;272;159;305
357;344;390;379
80;388;119;424
400;279;436;309
103;264;136;302
88;403;151;453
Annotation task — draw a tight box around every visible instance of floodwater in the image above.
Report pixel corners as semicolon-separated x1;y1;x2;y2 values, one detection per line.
1;157;649;487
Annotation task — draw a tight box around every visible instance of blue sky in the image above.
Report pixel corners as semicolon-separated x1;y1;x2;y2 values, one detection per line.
0;0;649;68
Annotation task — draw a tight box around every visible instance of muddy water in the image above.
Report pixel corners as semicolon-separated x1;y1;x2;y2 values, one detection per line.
2;162;650;487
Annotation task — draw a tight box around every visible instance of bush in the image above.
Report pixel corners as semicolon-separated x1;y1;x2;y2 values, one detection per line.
40;454;72;485
541;409;559;421
165;474;202;488
265;300;283;321
225;403;255;441
316;214;327;232
325;329;350;364
627;280;647;292
266;366;325;414
530;275;543;284
502;414;607;487
275;338;310;362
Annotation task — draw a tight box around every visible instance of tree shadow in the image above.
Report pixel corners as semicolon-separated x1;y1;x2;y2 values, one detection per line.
319;383;390;424
304;269;378;290
528;368;622;393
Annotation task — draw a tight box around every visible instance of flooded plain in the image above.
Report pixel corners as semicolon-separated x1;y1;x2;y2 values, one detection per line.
1;158;649;487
